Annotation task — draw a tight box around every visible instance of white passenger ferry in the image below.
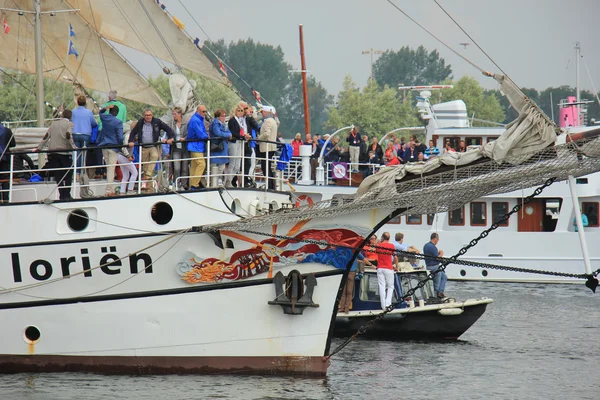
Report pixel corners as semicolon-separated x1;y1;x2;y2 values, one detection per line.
290;88;599;284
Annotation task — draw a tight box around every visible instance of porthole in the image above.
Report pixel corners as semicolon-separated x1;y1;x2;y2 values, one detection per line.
67;209;89;232
225;239;234;249
482;270;488;277
151;202;173;225
24;326;41;343
460;270;466;277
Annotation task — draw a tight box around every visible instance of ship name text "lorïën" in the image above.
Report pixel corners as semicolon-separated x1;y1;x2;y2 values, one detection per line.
10;246;153;282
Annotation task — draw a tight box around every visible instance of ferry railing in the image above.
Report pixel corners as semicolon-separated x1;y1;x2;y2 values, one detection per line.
322;161;382;186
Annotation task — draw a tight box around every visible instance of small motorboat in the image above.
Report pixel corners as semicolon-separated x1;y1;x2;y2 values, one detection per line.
335;266;493;340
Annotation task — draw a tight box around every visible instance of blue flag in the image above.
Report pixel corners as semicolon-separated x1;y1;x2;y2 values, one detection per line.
69;23;76;38
68;40;78;59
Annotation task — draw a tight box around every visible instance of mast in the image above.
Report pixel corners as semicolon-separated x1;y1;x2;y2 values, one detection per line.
299;24;310;136
34;0;44;127
575;42;580;126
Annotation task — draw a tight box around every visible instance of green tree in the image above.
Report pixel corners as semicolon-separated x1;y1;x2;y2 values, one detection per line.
0;73;77;124
440;76;504;126
203;39;291;108
325;76;419;139
373;46;453;89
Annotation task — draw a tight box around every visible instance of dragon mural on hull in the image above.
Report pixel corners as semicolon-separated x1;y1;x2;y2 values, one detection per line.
177;226;365;284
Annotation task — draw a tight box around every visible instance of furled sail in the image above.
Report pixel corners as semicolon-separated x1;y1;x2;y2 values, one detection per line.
68;0;224;83
0;0;167;107
480;74;558;160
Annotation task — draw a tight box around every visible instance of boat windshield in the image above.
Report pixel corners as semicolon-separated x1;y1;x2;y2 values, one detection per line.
358;273;399;303
400;272;434;301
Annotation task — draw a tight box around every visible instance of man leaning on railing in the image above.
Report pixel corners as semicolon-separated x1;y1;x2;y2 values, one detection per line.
128;108;174;193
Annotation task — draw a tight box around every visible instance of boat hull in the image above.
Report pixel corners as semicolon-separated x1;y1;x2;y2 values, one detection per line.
334;301;490;341
0;272;342;376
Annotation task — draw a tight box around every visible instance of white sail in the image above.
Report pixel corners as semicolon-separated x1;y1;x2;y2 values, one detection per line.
68;0;223;83
0;1;168;107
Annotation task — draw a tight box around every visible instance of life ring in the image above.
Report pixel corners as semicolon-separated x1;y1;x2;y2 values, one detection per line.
295;195;314;208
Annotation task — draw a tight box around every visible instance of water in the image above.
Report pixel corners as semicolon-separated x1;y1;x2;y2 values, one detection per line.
1;282;598;400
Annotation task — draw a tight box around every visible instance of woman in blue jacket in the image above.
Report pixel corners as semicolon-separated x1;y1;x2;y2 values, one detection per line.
208;109;231;187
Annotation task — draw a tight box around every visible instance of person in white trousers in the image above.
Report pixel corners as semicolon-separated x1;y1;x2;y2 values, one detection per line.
376;232;399;310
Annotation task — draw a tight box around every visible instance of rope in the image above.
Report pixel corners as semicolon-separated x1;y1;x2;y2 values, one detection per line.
432;0;510;77
581;53;600;107
137;0;181;68
88;0;112;90
109;0;167;71
176;0;212;42
173;1;273;107
385;0;490;76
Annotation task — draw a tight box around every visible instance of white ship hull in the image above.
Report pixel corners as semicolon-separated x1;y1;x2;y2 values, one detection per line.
0;190;388;375
0;270;341;375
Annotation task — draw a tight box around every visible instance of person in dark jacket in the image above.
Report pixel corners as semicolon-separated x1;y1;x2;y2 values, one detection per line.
402;140;421;163
128;108;174;191
243;105;259;187
368;136;383;161
0;123;16;202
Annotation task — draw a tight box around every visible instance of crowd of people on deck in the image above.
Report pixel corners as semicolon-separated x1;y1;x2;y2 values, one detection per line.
338;231;448;314
0;88;465;201
0;90;282;200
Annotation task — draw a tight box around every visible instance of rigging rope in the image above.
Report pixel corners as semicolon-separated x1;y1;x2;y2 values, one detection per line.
581;53;600;107
137;0;181;68
432;0;510;78
385;0;491;76
88;0;112;90
108;0;167;71
172;0;274;107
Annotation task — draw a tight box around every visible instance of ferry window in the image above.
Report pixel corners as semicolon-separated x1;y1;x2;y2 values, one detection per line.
466;137;482;146
448;206;465;226
388;215;401;224
491;202;509;227
406;214;422;225
470;202;487;226
582;202;599;227
427;214;435;225
444;136;461;152
487;136;499;143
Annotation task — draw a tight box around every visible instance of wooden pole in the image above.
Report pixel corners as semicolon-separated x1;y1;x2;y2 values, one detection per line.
299;24;311;136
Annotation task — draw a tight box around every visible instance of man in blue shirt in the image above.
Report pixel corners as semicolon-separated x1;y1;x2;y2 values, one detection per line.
424;140;440;159
71;95;97;169
423;232;447;298
186;105;209;189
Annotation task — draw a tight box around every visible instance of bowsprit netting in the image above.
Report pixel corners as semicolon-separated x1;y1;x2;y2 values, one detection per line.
201;132;600;233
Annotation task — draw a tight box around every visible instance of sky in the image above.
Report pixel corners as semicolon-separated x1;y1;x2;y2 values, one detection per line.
144;0;600;97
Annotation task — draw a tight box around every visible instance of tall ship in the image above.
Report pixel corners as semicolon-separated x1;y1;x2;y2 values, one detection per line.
0;1;597;377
